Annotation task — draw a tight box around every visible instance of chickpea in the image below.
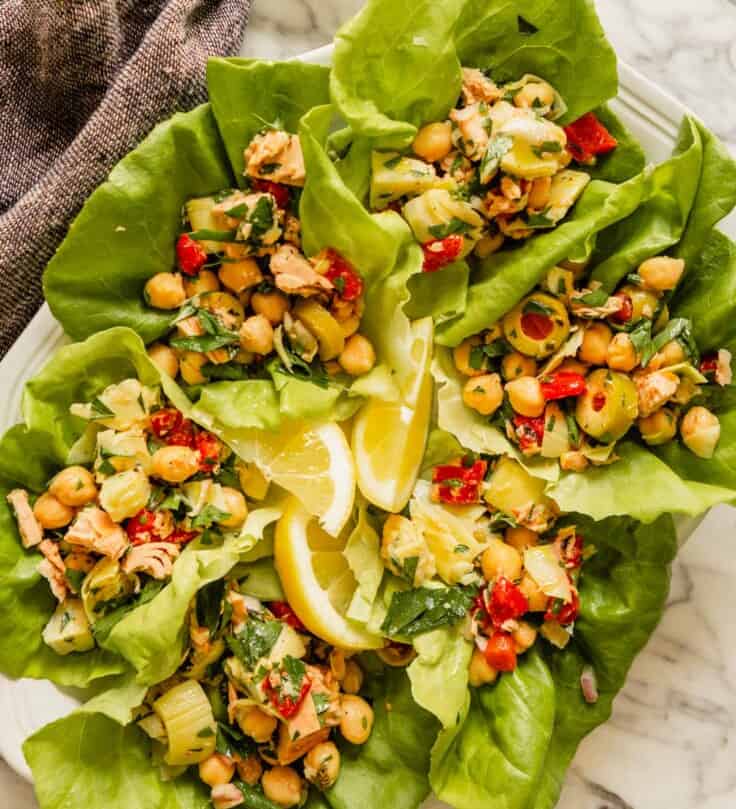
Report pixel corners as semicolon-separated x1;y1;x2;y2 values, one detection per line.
606;332;638;372
49;466;97;507
557;358;589;376
33;492;75;529
238;706;277;743
147;342;179;378
184;269;220;297
648;340;684;371
144;272;186;310
376;643;416;667
638;407;678;446
342;660;364;694
638;256;685;292
528;176;552;211
453;336;484;377
501;352;537;381
560;450;589;472
198;753;235;787
512;621;538;654
262;766;303;809
412;122;453;163
338;334;376;377
681;406;721;459
504;525;538;552
514;81;555;110
519;574;548;612
339;695;374;745
338;314;361;338
251;290;289;325
218;258;263;294
468;647;498;687
219;487;248;528
151;446;199;483
462;373;503;416
304;741;341;790
481;537;522;581
237;755;263;786
179;350;208;385
505;376;545;418
579;322;612;366
239;314;274;355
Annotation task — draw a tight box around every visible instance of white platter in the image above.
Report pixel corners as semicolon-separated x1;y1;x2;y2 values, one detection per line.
0;44;734;793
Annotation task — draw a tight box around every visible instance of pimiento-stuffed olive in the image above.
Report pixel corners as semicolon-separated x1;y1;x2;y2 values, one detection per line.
503;293;570;358
575;368;639;442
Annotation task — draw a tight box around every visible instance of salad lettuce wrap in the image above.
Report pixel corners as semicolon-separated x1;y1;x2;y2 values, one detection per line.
0;328;258;688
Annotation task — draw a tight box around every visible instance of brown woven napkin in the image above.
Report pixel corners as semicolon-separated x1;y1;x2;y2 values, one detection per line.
0;0;250;357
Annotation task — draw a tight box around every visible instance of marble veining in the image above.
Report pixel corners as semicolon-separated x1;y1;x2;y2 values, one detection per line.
4;0;736;806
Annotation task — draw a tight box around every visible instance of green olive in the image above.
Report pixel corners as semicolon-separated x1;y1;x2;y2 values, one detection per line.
575;368;639;443
198;291;245;331
620;284;660;324
503;293;570;359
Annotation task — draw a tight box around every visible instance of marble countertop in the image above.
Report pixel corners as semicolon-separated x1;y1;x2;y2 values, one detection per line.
5;0;736;806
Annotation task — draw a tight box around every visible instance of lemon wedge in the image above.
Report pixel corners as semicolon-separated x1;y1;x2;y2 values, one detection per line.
352;317;434;512
274;496;384;650
223;421;355;537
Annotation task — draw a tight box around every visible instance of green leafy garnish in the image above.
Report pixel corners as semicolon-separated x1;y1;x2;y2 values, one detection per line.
428;218;472;240
227;619;282;668
576;289;610;307
381;585;476;638
191;505;231;529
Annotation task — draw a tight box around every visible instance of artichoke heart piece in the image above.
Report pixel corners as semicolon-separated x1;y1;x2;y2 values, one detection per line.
497;117;568;180
186;195;227;253
81;557;136;624
153;680;217;766
370;151;454;210
403;189;485;255
293;299;345;361
42;598;95;655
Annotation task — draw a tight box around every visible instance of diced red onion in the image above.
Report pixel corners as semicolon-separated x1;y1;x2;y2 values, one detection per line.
580;665;599;704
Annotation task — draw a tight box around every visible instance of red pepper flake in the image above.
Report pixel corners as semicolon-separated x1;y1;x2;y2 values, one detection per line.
126;509;161;545
487;577;529;628
540;371;587;401
545;588;580;626
432;459;488;504
609;292;633;324
195;431;221;471
150;408;183;439
592;392;606;412
263;671;311;719
520;311;554;340
422;235;464;272
513;414;545;451
484;630;517;672
324;250;364;301
251;178;291;209
269;601;307;632
564;112;618;164
175;233;208;276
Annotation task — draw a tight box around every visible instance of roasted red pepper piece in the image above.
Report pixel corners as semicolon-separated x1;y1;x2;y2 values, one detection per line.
150;408;183;439
432;459;488;504
269;601;307;632
195;431;221;471
251;178;291;209
700;353;718;376
484;631;517;672
540;371;587;401
592;392;606;412
166;420;196;448
520;311;553;340
513;415;545;451
564;112;618;164
609;292;633;324
176;233;208;276
422;234;464;272
263;672;312;719
558;532;584;569
126;509;162;545
324;250;364;301
545;588;580;625
487;577;529;628
168;527;199;545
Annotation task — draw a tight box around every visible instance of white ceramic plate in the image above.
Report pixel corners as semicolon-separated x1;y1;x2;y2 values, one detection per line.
0;45;733;786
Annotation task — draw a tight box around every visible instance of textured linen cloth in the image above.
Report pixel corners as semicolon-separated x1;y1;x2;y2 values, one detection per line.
0;0;251;356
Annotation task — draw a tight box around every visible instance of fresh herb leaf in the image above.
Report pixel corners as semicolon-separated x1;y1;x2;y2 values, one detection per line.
89;397;114;418
428;218;471;240
191;504;231;529
217;722;257;758
64;568;86;593
227;619;282;668
187;228;237;242
576;289;610;307
92;580;165;644
196;579;226;636
525;210;556;229
381;585;477;638
627;318;652;358
479;135;513;184
640;317;698;367
312;692;331;725
523;299;553;316
532;140;562;157
280;655;307;699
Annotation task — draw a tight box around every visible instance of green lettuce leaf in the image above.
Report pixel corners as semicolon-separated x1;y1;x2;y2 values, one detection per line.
207;57;330;183
344;498;384;624
405;261;470;324
547;441;735;523
431;513;677;809
44;105;233;342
